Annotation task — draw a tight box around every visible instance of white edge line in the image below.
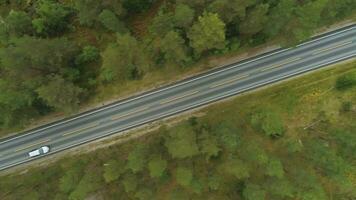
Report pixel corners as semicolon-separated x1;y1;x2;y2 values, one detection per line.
0;25;355;145
2;54;354;171
296;26;355;47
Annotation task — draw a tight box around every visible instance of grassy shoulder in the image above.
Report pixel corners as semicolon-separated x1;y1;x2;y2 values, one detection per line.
1;61;355;200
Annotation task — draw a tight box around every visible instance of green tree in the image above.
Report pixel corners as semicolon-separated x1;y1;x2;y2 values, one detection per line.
99;9;127;33
239;4;269;35
135;187;154;200
251;109;285;138
174;4;195;29
75;45;100;66
149;9;175;37
122;173;138;193
208;0;255;23
220;159;250;179
69;167;103;200
126;144;147;173
243;183;266;200
103;159;125;183
5;10;33;37
59;161;85;194
36;75;84;113
266;158;284;178
335;71;356;90
160;31;189;65
164;123;199;159
198;129;221;160
74;0;101;26
214;121;240;151
188;12;226;55
263;0;296;38
176;167;193;187
101;34;147;82
148;156;167;178
123;0;155;13
32;0;72;35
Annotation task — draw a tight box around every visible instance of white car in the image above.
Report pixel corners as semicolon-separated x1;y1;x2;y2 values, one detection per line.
28;146;50;157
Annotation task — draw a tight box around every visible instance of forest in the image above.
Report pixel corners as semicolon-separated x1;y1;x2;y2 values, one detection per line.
0;61;355;200
0;0;355;134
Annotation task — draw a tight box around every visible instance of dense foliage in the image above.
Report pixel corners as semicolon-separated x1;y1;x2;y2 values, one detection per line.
0;0;354;132
0;63;355;200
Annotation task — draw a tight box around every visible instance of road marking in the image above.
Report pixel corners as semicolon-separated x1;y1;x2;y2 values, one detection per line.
312;41;353;55
160;91;200;105
210;74;249;89
111;106;150;121
260;57;301;72
15;139;50;152
62;123;99;137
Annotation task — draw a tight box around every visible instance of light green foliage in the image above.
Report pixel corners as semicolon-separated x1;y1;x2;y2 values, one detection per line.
198;129;221;160
239;139;269;165
103;159;125;183
208;174;223;190
175;167;193;187
126;144;147;173
99;9;127;33
220;159;250;179
164;123;199;159
36;75;84;113
32;0;72;35
239;4;269;35
243;183;266;200
69;167;103;200
160;30;189;65
174;4;195;28
188;12;226;54
122;173;138;193
264;178;294;198
251;108;285;138
75;45;100;66
59;161;85;194
266;158;284;178
101;34;146;82
134;187;154;200
148;156;167;178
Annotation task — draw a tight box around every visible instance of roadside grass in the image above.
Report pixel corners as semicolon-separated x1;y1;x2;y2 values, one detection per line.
0;61;355;199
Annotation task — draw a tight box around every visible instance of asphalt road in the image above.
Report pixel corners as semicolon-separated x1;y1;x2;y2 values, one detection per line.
0;25;355;171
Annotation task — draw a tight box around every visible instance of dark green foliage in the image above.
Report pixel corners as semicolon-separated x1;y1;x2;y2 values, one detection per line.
75;45;100;66
335;71;356;90
5;10;33;37
32;0;73;35
123;0;155;13
251;108;285;138
126;144;147;173
243;183;266;200
74;0;101;26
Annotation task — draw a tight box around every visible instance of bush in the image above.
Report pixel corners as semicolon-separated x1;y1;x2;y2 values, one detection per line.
335;72;356;90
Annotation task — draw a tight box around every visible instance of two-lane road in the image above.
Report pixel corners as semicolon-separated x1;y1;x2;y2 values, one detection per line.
1;25;355;171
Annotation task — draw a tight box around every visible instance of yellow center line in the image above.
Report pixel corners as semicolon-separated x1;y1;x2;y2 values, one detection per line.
15;139;50;152
111;106;150;121
312;41;352;55
62;122;99;137
160;91;200;105
260;57;301;72
210;74;249;89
